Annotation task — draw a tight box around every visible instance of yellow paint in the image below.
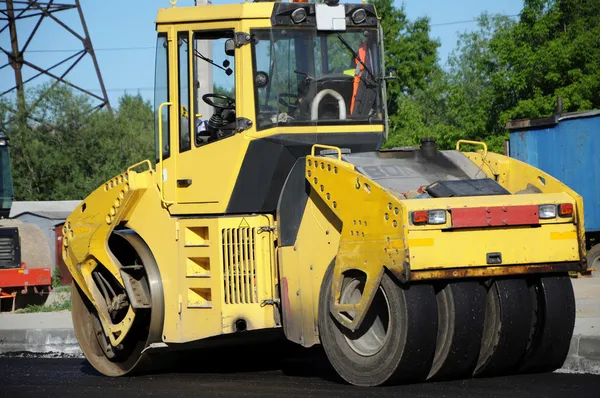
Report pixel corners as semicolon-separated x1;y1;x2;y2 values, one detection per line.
463;151;587;260
407;223;579;269
407;238;434;247
278;190;341;346
550;231;578;240
306;152;407;331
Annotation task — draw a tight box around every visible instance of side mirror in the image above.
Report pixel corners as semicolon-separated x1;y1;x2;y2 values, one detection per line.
224;39;235;57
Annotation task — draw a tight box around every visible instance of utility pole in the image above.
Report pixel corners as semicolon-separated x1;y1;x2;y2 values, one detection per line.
194;0;213;119
0;0;112;126
5;0;25;116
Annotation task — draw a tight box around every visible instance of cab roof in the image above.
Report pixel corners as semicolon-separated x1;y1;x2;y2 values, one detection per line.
155;2;275;25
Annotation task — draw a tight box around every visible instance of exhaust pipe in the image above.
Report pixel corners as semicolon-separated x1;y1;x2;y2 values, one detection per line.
235;319;247;332
420;137;437;157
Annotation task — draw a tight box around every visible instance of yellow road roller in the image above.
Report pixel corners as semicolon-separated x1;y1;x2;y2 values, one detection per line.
62;0;586;386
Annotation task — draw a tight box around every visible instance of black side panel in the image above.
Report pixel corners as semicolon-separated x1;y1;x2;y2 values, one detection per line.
426;178;511;198
277;158;309;247
226;132;382;214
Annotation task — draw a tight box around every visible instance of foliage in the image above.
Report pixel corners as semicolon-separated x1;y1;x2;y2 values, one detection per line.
16;299;72;313
2;0;599;201
2;84;154;201
368;0;444;149
434;0;600;153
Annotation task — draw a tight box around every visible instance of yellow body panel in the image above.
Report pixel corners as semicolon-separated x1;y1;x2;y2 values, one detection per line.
304;152;409;331
156;3;275;24
64;164;278;344
464;150;587;261
407;223;579;268
278;191;341;346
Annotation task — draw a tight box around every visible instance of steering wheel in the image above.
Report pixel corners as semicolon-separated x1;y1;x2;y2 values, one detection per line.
202;93;235;110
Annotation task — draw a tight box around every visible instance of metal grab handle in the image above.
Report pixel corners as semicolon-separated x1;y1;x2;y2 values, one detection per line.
158;102;174;206
456;139;488;157
311;144;342;160
127;159;153;175
310;89;347;121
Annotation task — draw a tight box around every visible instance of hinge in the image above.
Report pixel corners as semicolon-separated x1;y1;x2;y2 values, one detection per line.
234;32;256;47
178;294;182;315
175;220;180;241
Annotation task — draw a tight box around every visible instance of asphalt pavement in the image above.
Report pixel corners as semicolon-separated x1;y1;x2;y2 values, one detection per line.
0;354;599;398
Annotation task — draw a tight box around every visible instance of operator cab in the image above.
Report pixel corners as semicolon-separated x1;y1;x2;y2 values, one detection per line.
153;1;387;214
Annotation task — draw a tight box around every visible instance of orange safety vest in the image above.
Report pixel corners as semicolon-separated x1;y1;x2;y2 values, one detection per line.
350;41;368;115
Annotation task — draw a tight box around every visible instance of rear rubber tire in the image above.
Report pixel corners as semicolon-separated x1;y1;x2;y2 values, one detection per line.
473;278;532;377
518;274;576;373
428;280;486;380
587;244;600;277
318;266;438;387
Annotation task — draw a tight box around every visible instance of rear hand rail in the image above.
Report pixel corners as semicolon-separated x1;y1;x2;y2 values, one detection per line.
158;102;174;207
311;144;342;161
456;139;488;157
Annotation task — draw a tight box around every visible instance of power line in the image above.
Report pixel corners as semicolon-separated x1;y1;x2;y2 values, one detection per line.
15;14;523;54
430;14;520;27
25;46;155;53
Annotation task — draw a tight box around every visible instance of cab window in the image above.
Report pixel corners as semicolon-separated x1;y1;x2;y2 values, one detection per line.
154;33;170;160
178;32;192;152
192;30;236;146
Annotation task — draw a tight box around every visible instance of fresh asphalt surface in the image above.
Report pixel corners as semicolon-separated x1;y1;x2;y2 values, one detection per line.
0;345;599;398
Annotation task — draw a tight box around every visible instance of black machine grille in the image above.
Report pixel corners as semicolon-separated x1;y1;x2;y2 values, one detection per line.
0;227;20;269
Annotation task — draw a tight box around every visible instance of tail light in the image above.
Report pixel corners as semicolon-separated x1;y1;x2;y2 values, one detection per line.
538;203;574;219
411;210;447;225
558;203;573;217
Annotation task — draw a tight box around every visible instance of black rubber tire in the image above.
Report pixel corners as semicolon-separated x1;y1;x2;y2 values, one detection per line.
318;265;438;387
428;280;487;381
473;278;533;377
586;244;600;276
517;274;576;373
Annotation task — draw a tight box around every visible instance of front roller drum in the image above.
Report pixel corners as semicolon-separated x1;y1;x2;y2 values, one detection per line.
71;232;164;377
318;265;438;387
72;280;152;376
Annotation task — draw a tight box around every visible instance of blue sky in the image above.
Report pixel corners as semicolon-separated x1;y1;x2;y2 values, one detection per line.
1;0;523;110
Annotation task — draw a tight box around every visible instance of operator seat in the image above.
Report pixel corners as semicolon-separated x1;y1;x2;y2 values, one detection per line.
296;73;354;121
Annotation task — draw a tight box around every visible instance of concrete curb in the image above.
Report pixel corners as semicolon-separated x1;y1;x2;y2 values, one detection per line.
558;335;600;375
0;328;82;357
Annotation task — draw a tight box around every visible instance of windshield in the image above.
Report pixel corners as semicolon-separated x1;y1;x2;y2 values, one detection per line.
251;28;383;130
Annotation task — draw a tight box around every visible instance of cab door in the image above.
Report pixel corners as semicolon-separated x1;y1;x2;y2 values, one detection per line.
164;22;246;214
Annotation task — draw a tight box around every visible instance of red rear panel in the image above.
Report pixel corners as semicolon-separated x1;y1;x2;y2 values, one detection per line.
451;205;539;228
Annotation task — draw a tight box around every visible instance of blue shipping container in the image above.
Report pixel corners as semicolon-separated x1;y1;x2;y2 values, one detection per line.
508;110;600;233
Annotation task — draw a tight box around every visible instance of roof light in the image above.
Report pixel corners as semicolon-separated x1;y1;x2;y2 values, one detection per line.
351;8;367;24
291;8;307;24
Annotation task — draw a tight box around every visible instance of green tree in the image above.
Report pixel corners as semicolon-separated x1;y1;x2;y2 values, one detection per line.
438;0;600;153
368;0;444;148
3;84;154;201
